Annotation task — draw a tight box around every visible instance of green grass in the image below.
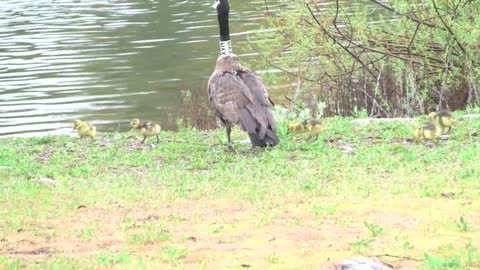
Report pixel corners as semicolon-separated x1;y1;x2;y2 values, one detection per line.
1;114;480;269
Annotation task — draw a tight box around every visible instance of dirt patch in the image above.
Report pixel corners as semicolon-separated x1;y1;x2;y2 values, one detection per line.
13;246;55;256
34;148;55;163
125;135;167;151
109;166;149;177
0;239;55;257
0;198;461;268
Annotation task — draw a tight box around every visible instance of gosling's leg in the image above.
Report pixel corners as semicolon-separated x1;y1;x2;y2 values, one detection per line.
156;134;160;144
141;136;147;144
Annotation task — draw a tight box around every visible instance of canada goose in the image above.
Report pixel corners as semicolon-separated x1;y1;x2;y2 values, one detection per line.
207;0;279;148
428;110;455;134
130;118;161;144
413;122;441;142
287;119;324;142
72;119;96;139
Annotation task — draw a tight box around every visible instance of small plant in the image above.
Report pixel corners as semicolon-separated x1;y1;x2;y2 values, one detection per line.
334;217;354;226
403;241;415;250
209;224;224;234
457;216;469;232
351;238;375;254
121;217;136;232
265;253;280;264
364;221;384;237
162;246;188;261
352;107;369;119
97;250;131;267
168;215;186;222
130;230;170;245
315;101;327;119
178;87;217;130
129;221;170;244
0;256;20;270
7;215;23;233
312;204;337;216
465;243;478;266
33;136;55;145
465;105;480;114
78;226;95;240
423;253;461;269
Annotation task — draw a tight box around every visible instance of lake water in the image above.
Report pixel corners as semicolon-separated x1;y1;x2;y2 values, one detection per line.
0;0;335;137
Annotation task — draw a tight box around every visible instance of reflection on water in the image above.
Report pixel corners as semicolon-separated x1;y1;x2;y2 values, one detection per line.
0;0;284;137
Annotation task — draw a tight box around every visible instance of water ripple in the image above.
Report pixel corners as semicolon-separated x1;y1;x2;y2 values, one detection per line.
0;0;284;137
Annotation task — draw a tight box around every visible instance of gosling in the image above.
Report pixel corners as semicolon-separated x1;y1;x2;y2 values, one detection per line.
413;122;441;142
287;119;324;142
130;118;161;144
428;110;455;134
72;119;96;140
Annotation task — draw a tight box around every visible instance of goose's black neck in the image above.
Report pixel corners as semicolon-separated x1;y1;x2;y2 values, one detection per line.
217;0;230;42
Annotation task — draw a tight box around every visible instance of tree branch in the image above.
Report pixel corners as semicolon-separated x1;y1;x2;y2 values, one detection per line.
369;0;438;28
306;3;376;77
431;0;466;54
407;22;421;57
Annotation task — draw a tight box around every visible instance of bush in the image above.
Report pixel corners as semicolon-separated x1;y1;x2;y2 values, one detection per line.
251;0;480;117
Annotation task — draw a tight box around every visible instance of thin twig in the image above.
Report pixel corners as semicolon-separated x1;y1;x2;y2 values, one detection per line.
249;43;317;83
306;4;376;77
369;0;438;28
373;253;424;262
407;22;421;57
431;0;466;54
291;62;302;110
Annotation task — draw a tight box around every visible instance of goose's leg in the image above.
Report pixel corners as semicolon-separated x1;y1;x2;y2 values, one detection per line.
226;126;232;145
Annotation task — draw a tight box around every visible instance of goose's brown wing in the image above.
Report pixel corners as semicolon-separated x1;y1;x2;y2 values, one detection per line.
237;69;274;106
208;71;253;127
237;69;276;130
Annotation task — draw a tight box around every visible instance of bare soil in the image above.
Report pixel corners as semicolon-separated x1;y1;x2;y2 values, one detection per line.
0;197;455;269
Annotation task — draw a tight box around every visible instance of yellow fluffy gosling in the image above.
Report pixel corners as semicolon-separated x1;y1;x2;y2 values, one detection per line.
413;122;441;142
287;119;324;142
428;110;455;134
130;118;161;144
72;119;96;140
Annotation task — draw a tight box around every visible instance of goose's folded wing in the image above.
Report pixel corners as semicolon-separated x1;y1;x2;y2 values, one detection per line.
237;70;276;131
208;72;253;125
237;69;274;107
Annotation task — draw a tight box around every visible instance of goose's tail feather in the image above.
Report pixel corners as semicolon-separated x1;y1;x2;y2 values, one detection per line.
248;129;279;147
238;106;279;148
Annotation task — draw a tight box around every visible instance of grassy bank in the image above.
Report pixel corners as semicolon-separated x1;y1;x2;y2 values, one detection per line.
1;113;480;269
